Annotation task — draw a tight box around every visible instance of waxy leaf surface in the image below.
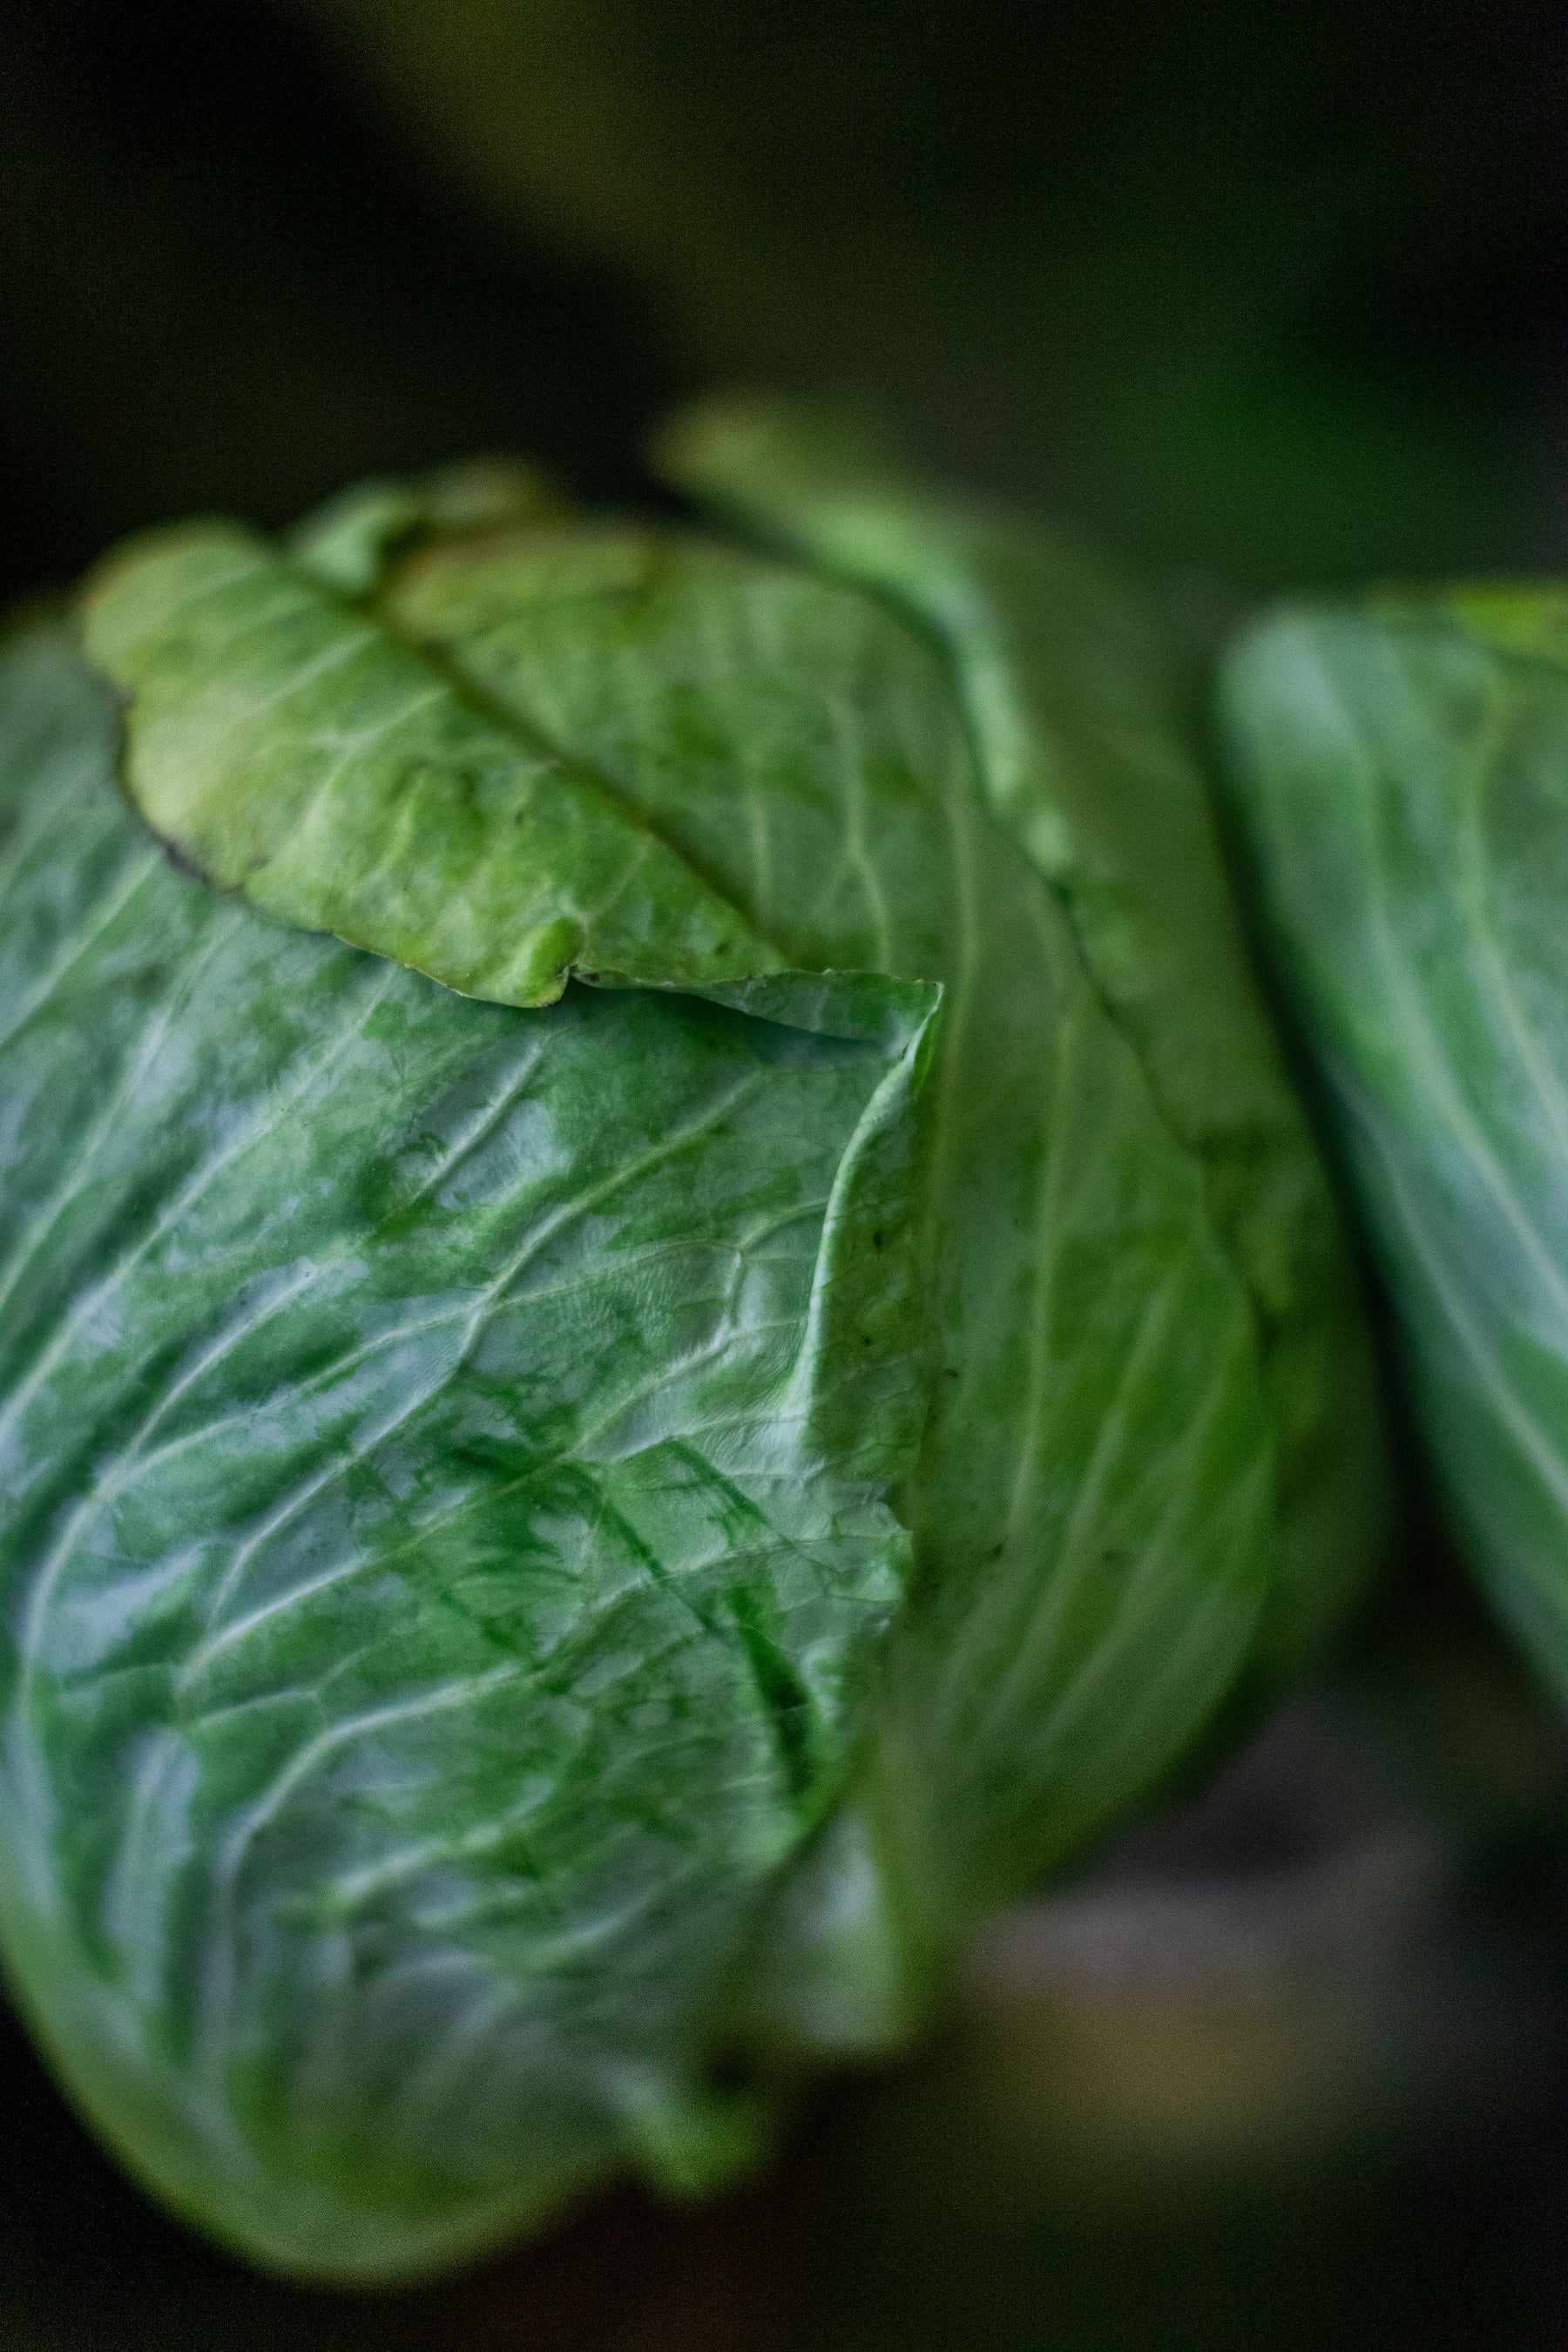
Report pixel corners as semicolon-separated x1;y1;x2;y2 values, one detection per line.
0;419;1388;2281
369;505;1285;1914
1222;592;1568;1695
661;398;1389;1683
0;624;930;2276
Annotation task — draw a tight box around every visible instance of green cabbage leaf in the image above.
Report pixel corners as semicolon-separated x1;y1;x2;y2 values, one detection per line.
1222;590;1568;1696
0;409;1384;2281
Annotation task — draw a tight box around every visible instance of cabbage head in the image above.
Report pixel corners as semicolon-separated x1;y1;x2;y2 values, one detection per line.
0;402;1386;2281
1222;589;1568;1703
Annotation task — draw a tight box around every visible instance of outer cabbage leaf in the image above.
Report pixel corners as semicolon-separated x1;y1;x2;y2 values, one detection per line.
0;622;933;2277
1220;592;1568;1698
0;426;1389;2281
659;397;1388;1685
328;475;1369;1933
83;526;781;1007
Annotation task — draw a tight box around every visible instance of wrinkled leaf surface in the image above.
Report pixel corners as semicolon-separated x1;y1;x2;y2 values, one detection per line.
0;427;1387;2279
0;624;930;2275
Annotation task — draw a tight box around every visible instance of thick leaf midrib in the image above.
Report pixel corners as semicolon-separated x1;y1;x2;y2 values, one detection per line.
367;571;800;978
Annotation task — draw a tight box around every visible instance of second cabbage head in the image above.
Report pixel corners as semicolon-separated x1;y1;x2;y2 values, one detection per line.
0;402;1386;2281
1221;588;1568;1713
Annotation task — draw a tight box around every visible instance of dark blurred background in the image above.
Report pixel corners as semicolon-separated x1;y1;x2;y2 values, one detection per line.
4;2;1568;2342
5;0;1568;598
